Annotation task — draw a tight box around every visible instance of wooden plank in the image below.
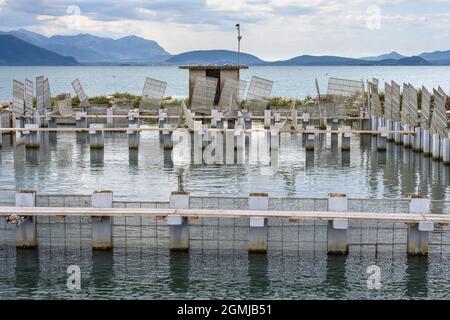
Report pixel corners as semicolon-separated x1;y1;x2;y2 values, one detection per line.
0;207;449;223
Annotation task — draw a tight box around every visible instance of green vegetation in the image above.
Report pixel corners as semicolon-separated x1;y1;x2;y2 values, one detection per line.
88;96;109;105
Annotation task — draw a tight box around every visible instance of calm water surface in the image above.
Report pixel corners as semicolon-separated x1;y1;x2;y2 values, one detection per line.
1;66;450;100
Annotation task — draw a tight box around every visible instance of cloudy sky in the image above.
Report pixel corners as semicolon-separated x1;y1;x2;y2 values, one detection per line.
0;0;449;60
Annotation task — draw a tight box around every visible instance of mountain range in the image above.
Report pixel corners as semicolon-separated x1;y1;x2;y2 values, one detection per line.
1;29;450;66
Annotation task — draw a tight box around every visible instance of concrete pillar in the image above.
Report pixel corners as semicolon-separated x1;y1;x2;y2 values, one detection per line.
331;118;339;134
128;110;140;126
407;197;432;256
159;110;167;143
248;192;268;254
443;137;450;165
163;124;173;150
211;109;218;128
244;112;252;130
432;133;440;160
168;191;190;251
341;126;351;151
106;108;114;127
91;190;113;250
76;111;87;128
89;123;105;149
15;190;37;249
216;111;224;129
23;124;40;148
377;126;387;151
305;125;315;151
264;110;271;129
371;116;378;134
422;129;431;156
127;124;140;149
302;113;310;130
46;115;56;129
270;129;279;151
386;119;394;142
394;122;402;144
413;127;422;152
327;193;348;255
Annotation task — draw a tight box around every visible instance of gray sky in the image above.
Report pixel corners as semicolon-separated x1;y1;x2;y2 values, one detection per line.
0;0;449;61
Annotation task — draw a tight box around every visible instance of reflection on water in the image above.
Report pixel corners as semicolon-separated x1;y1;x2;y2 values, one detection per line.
1;129;450;200
2;248;450;299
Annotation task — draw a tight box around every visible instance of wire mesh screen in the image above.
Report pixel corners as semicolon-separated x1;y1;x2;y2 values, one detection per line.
12;80;25;117
36;76;45;113
139;78;167;112
246;76;273;101
218;78;240;111
327;78;364;97
391;81;401;122
368;81;382;117
24;79;34;115
191;76;218;108
56;93;73;116
43;78;52;112
407;84;419;127
431;89;448;138
71;79;88;106
421;86;432;130
384;82;393;121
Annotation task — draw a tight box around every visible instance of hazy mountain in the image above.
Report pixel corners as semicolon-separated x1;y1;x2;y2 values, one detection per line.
419;50;450;65
165;50;265;65
268;55;372;66
374;56;431;66
0;35;79;66
360;51;406;61
1;29;170;64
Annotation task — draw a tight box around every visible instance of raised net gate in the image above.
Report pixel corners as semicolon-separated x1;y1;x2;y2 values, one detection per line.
24;79;34;115
431;88;448;138
245;76;273;115
71;79;89;107
190;76;218;112
12;80;24;118
139;77;167;113
421;86;432;130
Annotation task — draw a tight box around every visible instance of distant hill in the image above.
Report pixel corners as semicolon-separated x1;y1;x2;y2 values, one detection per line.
374;56;431;66
1;29;170;64
360;51;406;61
165;50;265;66
419;50;450;65
268;55;371;66
0;35;79;66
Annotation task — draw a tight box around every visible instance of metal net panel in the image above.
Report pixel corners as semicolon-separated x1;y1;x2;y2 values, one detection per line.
368;81;382;117
71;79;88;106
24;79;34;115
431;89;448;138
36;76;45;113
43;78;52;112
140;78;167;112
12;80;24;117
56;93;73;116
421;86;432;130
191;76;218;108
218;78;240;111
246;76;273;101
327;77;364;97
403;84;419;127
391;81;401;122
384;82;393;121
239;80;247;102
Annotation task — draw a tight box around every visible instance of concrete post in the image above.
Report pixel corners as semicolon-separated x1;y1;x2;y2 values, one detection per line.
331;118;339;134
341;126;351;151
91;190;113;250
23;124;40;148
127;124;140;149
407;197;432;256
163;124;173;150
76;111;87;128
168;191;190;251
106;108;114;127
302;113;310;130
216;111;224;129
327;193;348;255
443;137;450;165
89;123;105;149
128;110;140;126
305;125;315;151
264;110;271;129
432;133;440;160
46;115;56;129
248;192;268;254
270;129;279;151
422;129;431;156
211;109;218;128
15;190;37;249
394;122;402;144
377;126;387;151
244;112;252;130
159;110;167;143
386;119;394;142
371;116;378;134
413;127;422;152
